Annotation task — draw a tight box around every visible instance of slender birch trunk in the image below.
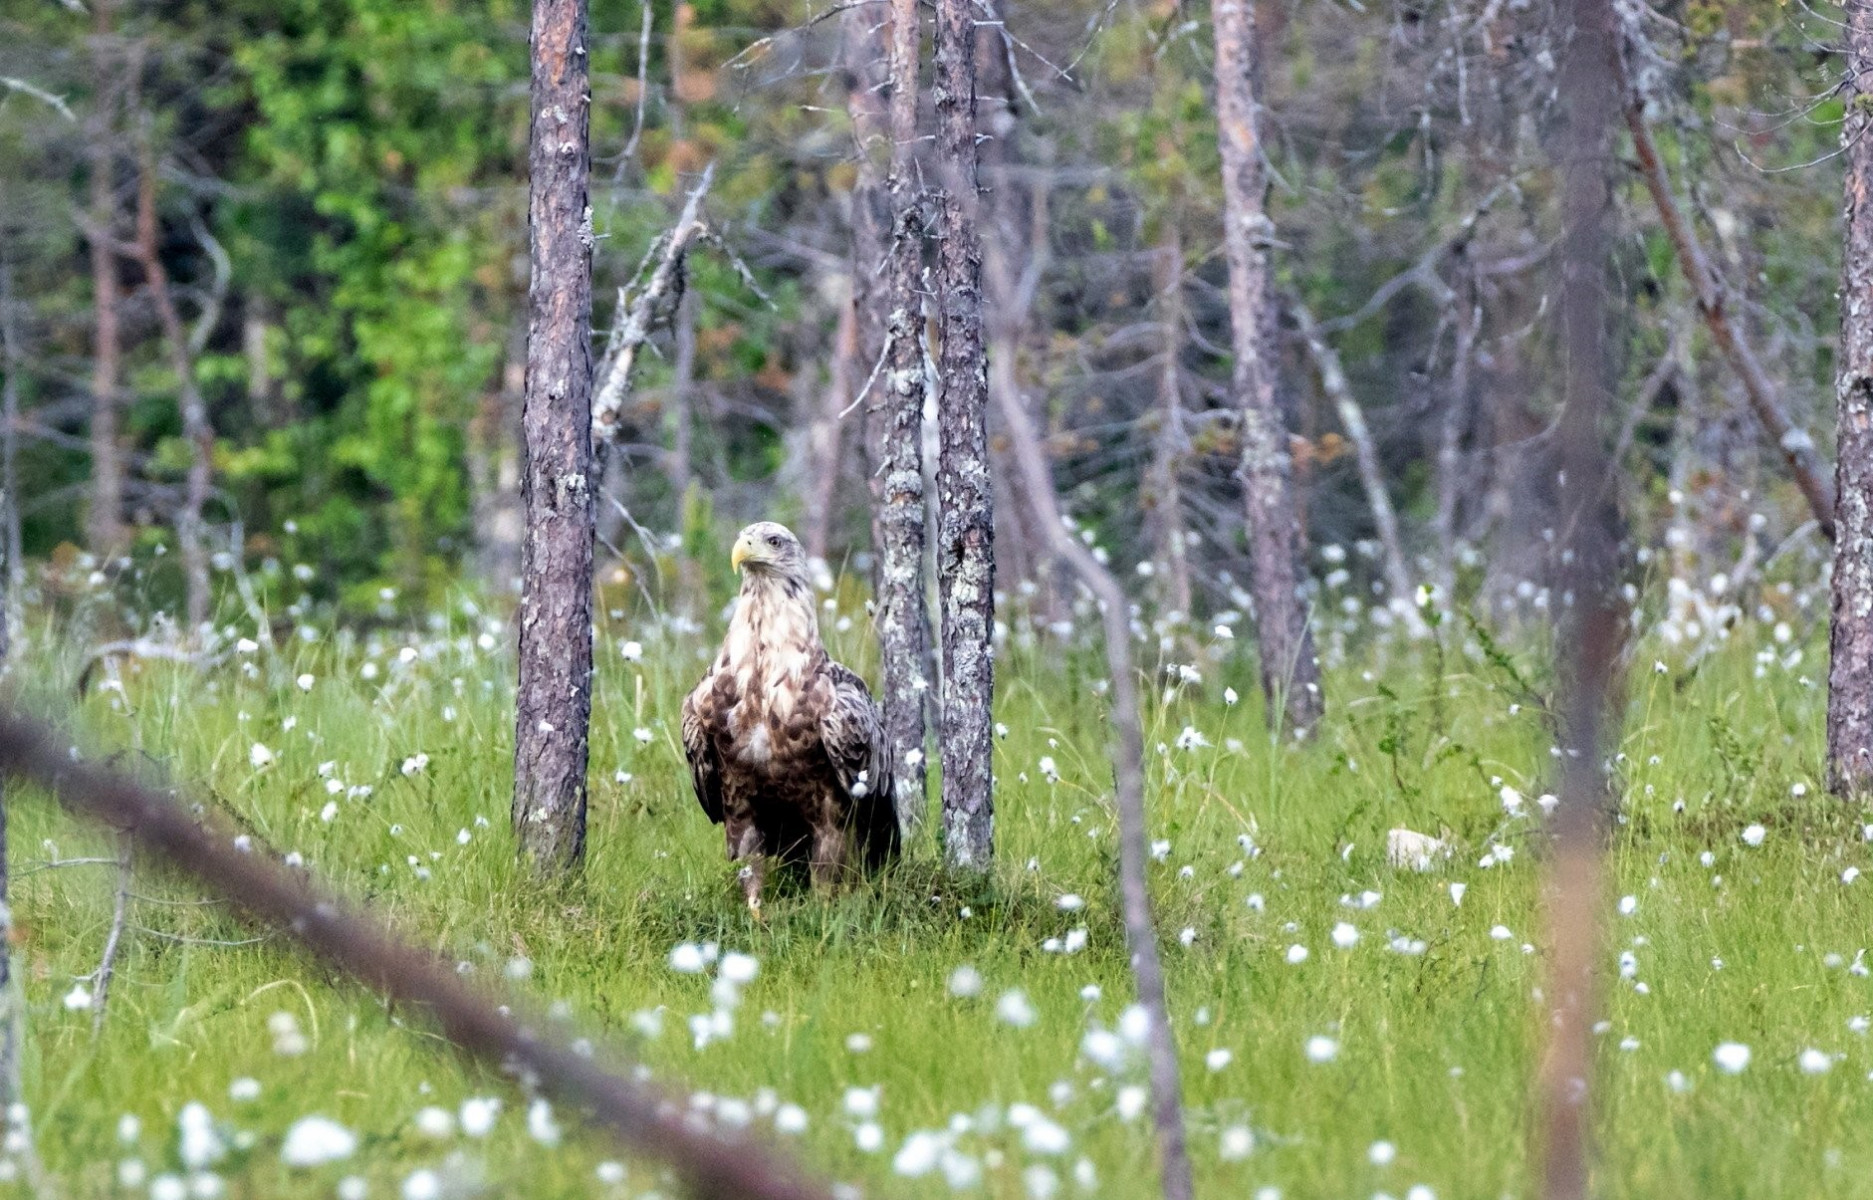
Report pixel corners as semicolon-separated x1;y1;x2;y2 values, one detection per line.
803;292;856;564
933;0;995;869
1434;262;1477;599
1209;0;1324;733
513;0;596;875
1830;0;1873;795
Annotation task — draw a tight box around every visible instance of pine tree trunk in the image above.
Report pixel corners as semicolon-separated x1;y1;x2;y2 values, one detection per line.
933;0;995;869
513;0;596;875
866;0;935;836
88;8;126;559
1830;0;1873;796
1209;0;1324;734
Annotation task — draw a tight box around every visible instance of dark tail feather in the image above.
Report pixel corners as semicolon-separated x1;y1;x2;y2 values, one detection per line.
856;771;901;870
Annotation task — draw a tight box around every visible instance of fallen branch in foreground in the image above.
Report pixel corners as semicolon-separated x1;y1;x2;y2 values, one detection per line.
992;384;1194;1200
0;708;832;1200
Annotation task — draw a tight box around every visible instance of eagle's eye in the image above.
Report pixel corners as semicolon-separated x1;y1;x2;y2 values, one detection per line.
767;534;781;546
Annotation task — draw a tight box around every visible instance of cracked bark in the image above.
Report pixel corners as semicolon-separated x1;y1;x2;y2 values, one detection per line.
933;0;995;869
861;0;936;836
1831;0;1873;796
1209;0;1323;734
513;0;595;875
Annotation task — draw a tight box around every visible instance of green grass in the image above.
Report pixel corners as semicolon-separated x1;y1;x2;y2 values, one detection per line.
7;584;1870;1199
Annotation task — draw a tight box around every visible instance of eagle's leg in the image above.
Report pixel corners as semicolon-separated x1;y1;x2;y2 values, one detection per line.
809;825;849;894
731;824;768;920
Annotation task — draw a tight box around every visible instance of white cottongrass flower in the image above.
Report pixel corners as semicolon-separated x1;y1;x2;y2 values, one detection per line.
1224;687;1239;706
947;965;983;998
1799;1048;1832;1074
1174;725;1210;751
893;1131;946;1177
1618;895;1638;916
774;1103;809;1134
1489;925;1513;941
1038;756;1060;783
178;1103;226;1170
997;990;1038;1028
62;984;93;1011
227;1079;261;1103
1499;786;1525;815
527;1098;561;1146
1368;1140;1397;1166
459;1097;500;1137
843;1086;881;1120
1023;1117;1071;1154
1219;1125;1254;1161
1712;1042;1752;1073
280;1116;357;1167
1205;1048;1234;1071
846;1033;874;1053
399;754;429;777
295;674;315;692
249;743;276;769
1285;944;1309;964
620;641;644;663
1305;1035;1340;1063
401;1169;440;1200
719;952;759;984
412;1107;454;1139
854;1122;885;1153
1115;1086;1148;1122
1331;923;1359;949
669;943;707;973
596;1161;627;1185
1741;824;1766;847
1449;882;1467;907
633;727;654;745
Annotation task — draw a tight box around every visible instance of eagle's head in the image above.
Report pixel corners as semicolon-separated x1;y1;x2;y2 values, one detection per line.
730;522;808;582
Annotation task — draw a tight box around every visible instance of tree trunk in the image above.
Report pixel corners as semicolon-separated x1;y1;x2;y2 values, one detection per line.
933;0;996;869
133;127;213;638
1831;0;1873;795
1292;301;1428;635
865;0;935;837
1144;223;1194;620
513;0;596;875
1209;0;1324;734
802;290;855;564
87;4;126;560
1435;262;1476;599
1537;0;1622;1195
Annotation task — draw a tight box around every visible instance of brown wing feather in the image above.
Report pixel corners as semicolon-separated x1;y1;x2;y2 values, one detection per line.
681;679;725;824
817;658;900;866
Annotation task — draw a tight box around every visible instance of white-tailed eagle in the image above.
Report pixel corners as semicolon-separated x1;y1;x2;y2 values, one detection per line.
681;522;899;914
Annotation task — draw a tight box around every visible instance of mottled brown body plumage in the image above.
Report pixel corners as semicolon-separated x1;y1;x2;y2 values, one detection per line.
682;523;899;913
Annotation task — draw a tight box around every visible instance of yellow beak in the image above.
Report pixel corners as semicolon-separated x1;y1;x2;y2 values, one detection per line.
731;537;752;572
